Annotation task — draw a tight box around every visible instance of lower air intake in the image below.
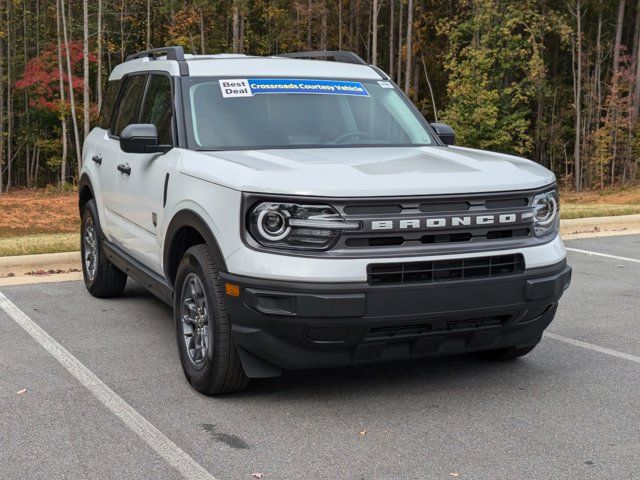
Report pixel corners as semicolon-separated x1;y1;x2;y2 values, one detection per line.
368;254;525;285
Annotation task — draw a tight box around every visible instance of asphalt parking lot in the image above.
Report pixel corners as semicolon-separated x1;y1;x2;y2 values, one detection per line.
1;234;638;480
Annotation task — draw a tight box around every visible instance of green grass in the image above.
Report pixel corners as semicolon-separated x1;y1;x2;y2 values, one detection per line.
560;204;640;220
0;233;79;257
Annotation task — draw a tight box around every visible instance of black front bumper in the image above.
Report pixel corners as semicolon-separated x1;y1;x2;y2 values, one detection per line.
221;261;571;377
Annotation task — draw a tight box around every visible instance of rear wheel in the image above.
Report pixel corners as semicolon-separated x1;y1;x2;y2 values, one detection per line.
174;244;249;395
81;199;127;298
479;343;538;361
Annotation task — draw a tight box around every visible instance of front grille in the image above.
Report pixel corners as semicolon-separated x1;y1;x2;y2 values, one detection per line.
368;254;525;285
334;189;544;255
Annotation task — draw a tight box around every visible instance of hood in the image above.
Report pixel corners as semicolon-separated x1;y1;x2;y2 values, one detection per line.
178;146;555;197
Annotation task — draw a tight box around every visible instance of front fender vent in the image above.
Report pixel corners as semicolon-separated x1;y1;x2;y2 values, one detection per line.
368;254;525;285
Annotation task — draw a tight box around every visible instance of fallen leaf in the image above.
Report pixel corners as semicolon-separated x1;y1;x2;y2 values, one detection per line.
252;473;265;479
16;388;27;395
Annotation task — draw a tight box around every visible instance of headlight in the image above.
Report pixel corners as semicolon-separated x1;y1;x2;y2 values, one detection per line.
248;202;360;250
530;190;559;237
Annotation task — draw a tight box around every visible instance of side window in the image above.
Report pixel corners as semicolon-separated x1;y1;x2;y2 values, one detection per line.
140;75;173;145
112;74;147;137
98;79;121;130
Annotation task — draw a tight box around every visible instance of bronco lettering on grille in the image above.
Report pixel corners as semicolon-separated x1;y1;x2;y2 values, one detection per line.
369;212;526;232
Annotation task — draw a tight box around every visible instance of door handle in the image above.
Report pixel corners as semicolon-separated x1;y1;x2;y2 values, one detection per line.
117;163;131;175
91;154;102;165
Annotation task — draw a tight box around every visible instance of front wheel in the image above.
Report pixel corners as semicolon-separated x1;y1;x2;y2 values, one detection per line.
174;244;249;395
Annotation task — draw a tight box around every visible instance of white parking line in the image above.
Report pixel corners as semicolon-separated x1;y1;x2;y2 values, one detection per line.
544;332;640;364
0;292;216;480
566;247;640;264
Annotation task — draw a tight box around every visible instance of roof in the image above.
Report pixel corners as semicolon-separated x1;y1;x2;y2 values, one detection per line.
108;54;384;81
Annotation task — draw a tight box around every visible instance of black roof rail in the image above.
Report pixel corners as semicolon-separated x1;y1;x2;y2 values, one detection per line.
369;64;390;80
126;46;185;62
279;51;368;66
125;46;189;76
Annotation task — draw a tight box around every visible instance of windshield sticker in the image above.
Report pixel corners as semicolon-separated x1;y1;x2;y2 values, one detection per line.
378;80;394;88
219;79;370;98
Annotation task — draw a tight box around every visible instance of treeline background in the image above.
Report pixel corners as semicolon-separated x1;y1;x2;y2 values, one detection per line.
0;0;639;193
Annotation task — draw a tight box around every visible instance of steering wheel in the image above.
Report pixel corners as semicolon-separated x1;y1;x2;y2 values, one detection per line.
331;130;375;144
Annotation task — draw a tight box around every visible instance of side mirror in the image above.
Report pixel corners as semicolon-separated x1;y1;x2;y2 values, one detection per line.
120;124;171;154
430;122;456;146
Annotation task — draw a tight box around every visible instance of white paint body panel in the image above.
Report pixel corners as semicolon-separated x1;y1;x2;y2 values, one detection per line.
82;129;121;239
109;56;382;81
225;234;567;282
109;59;181;80
183;146;555;197
186;57;382;79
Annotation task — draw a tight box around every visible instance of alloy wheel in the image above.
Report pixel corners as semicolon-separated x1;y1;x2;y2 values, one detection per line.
180;273;211;368
83;218;98;281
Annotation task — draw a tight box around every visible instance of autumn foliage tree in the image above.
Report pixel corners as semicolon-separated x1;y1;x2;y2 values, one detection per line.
15;42;96;184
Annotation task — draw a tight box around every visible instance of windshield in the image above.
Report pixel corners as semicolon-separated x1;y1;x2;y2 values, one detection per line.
184;77;436;150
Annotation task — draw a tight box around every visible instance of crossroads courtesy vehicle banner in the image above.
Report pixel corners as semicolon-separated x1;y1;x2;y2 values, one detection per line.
219;78;370;98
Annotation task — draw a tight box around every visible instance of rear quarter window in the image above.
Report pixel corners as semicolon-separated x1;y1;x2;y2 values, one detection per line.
98;79;122;131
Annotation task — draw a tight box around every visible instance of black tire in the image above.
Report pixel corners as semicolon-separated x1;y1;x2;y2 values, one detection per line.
479;343;538;361
81;199;128;298
174;244;249;395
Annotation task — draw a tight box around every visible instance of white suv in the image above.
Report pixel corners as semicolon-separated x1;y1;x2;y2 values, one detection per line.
80;47;571;394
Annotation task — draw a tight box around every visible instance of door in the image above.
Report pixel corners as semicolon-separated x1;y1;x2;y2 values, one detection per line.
113;73;175;274
104;74;148;250
83;79;122;239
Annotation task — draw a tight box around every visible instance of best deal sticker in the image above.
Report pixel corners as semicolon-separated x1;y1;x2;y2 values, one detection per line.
219;78;369;98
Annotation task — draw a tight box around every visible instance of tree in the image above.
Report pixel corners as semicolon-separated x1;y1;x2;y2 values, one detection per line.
57;0;68;185
61;0;81;170
371;0;384;66
96;0;103;109
0;0;4;193
403;0;413;94
16;41;92;185
6;0;12;191
610;0;627;185
146;0;152;49
571;0;583;191
439;0;556;157
388;0;394;77
83;0;90;140
233;1;241;53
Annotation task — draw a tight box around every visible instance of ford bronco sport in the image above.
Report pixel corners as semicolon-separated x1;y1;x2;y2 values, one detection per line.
79;47;572;395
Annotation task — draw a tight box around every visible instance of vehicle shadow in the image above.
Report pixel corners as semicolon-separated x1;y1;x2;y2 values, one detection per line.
234;351;547;402
118;281;548;401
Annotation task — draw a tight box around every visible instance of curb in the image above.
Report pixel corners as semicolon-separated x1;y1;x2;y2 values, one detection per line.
0;251;80;270
560;213;640;237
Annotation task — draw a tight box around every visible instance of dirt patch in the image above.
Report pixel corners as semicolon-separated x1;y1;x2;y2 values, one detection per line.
0;189;79;238
561;184;640;206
